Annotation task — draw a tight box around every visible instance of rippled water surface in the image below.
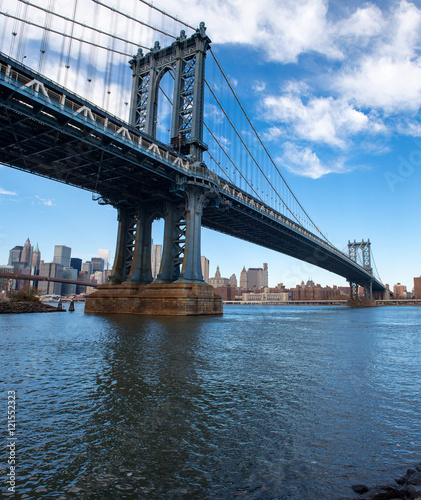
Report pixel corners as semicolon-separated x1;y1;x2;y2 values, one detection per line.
1;304;421;499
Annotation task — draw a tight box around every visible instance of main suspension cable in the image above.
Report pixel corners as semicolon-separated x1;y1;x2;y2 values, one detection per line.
205;79;302;227
0;11;134;57
92;0;177;40
209;47;332;244
137;0;196;31
18;0;148;51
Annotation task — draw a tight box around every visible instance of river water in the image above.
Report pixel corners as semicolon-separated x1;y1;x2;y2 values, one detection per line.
1;304;421;499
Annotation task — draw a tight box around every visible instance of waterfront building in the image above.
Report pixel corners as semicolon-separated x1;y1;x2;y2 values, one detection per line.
201;256;210;283
241;288;289;302
151;244;162;279
209;266;230;288
54;245;71;268
393;283;407;298
290;280;345;300
229;274;237;288
414;277;421;299
214;285;237;301
8;245;23;266
247;263;268;290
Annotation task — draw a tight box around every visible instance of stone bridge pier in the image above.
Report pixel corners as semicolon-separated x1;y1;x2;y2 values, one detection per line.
346;279;376;306
85;187;222;316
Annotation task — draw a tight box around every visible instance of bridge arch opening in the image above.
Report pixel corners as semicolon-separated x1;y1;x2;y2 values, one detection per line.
155;67;175;145
151;218;165;281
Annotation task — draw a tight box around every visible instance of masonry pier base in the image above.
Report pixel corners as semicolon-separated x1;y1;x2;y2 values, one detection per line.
346;299;376;307
85;282;223;316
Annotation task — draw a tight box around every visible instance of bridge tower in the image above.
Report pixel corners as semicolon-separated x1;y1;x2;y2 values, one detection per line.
129;22;210;165
85;23;222;316
347;239;375;305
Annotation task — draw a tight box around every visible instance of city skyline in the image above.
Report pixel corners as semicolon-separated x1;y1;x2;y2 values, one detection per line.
1;0;421;288
2;235;418;294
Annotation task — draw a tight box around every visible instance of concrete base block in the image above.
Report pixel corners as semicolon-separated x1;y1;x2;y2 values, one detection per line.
85;281;223;316
346;299;377;307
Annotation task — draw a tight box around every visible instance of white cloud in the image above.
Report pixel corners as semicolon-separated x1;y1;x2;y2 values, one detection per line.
334;5;384;42
133;0;339;64
0;187;17;196
335;56;421;113
396;120;421;136
279;143;347;179
333;1;421;113
205;103;225;125
35;195;54;206
252;81;266;92
262;90;378;148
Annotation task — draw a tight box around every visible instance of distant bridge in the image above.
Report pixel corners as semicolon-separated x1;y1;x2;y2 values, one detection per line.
0;272;99;288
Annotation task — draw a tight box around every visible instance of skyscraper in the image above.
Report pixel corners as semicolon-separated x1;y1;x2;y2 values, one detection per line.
91;258;104;273
201;256;209;283
20;238;32;268
31;243;41;271
54;245;71;268
8;246;23;266
38;262;64;295
240;266;247;290
70;258;82;274
62;268;78;296
151;244;162;279
82;261;92;275
98;249;110;270
247;264;268;290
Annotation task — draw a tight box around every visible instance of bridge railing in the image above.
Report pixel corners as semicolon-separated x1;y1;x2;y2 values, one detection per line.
0;58;195;176
214;177;377;279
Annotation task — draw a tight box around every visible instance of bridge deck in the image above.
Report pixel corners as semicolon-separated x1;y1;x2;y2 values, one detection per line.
0;53;385;292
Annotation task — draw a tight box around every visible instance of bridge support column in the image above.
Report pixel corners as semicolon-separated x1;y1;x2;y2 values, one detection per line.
347;280;376;307
155;202;184;283
178;187;206;282
109;208;136;283
85;193;222;316
363;280;373;301
125;204;156;285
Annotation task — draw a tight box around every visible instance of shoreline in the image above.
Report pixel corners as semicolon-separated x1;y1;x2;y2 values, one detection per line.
224;300;421;306
349;462;421;499
0;301;65;314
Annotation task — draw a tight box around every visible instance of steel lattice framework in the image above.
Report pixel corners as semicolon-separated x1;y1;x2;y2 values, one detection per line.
129;24;210;163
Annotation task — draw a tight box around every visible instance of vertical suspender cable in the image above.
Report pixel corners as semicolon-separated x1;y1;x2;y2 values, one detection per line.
64;0;78;88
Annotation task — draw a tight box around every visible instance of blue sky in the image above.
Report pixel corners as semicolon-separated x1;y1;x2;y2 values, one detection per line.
1;0;421;289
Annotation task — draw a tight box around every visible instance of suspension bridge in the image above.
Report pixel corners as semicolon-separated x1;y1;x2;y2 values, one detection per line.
0;0;388;314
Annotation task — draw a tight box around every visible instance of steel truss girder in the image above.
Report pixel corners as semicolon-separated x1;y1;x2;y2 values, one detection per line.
0;93;181;202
